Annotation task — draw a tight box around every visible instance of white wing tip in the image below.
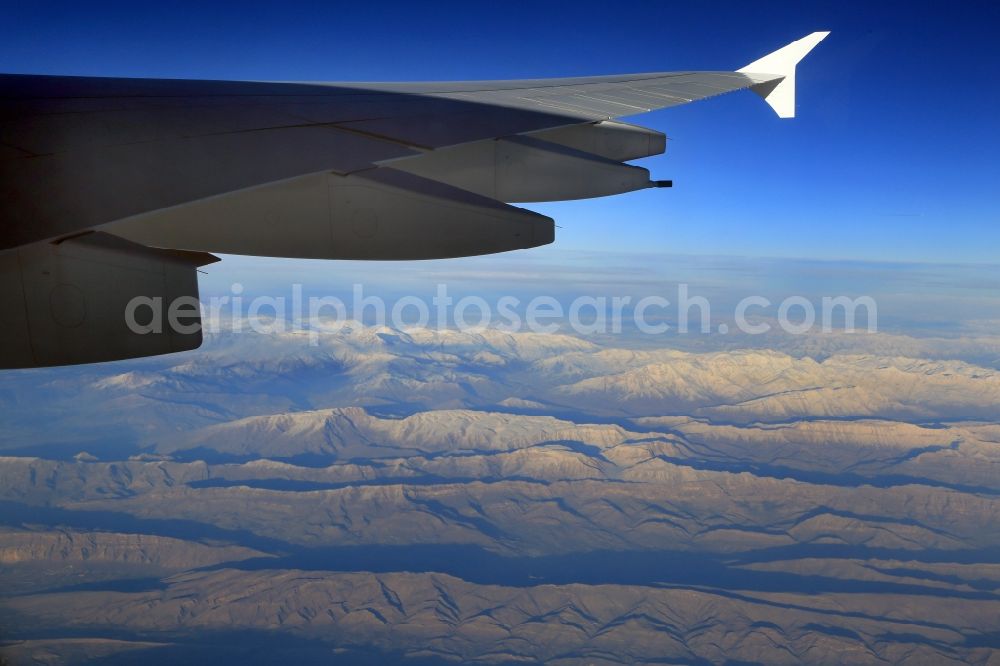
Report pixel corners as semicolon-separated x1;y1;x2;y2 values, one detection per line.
737;31;830;119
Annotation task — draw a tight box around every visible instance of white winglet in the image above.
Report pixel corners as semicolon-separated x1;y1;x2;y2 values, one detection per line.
737;31;829;118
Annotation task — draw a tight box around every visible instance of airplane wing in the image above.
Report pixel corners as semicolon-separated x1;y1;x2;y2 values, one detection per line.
0;32;828;368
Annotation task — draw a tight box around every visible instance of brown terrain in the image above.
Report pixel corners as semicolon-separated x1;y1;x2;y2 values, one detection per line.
1;327;998;664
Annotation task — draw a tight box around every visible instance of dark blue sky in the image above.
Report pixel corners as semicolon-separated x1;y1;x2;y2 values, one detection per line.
3;0;998;262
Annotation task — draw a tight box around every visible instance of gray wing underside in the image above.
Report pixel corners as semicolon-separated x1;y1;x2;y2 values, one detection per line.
0;70;761;250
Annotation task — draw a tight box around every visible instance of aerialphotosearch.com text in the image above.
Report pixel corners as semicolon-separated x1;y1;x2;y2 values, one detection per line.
125;283;878;342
